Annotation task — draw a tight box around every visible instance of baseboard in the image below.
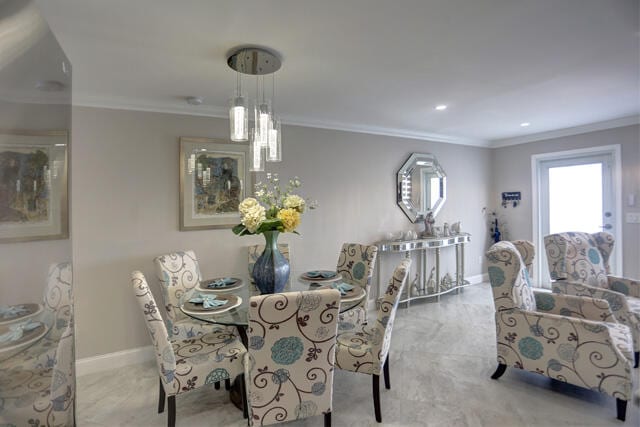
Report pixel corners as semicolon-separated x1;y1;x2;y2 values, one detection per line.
76;345;154;377
467;273;488;284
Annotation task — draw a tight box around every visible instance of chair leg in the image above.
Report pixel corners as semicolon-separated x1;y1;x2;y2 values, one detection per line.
225;378;231;390
324;411;331;427
167;395;176;427
383;354;391;390
616;398;627;421
634;351;638;368
214;381;220;390
158;377;165;414
491;363;507;380
372;374;381;423
239;374;249;420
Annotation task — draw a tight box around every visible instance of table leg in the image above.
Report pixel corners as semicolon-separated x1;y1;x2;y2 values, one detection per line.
230;325;248;413
435;248;440;302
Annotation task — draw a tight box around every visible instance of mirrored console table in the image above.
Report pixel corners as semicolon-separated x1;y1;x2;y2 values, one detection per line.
375;233;472;307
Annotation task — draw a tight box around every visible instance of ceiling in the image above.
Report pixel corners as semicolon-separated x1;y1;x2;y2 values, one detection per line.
33;0;640;146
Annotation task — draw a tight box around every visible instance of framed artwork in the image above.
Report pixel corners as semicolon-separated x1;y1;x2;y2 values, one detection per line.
179;136;252;230
0;131;69;243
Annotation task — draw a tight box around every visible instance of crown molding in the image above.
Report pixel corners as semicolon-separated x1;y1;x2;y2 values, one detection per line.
489;115;640;148
71;93;490;147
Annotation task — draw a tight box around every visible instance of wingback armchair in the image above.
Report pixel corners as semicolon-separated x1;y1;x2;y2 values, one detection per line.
487;241;633;421
544;231;640;367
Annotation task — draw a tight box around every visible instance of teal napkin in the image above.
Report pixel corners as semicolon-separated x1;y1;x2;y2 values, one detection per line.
306;270;336;279
206;277;236;288
331;282;355;296
0;305;28;319
0;320;40;343
188;294;227;309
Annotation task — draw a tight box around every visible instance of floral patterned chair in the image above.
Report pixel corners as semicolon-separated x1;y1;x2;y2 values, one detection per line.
154;250;234;341
334;258;411;423
0;262;75;426
248;243;290;281
544;231;640;367
245;289;341;426
132;271;246;427
335;243;378;332
487;240;633;421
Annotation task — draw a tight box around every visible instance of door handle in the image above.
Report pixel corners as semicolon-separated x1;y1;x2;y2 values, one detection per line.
600;224;612;230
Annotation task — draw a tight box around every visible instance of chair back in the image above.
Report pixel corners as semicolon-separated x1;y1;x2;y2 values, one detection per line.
48;318;75;425
373;258;411;373
512;240;535;278
335;243;378;310
248;243;290;276
543;232;609;288
246;289;341;426
132;271;176;391
486;241;536;311
154;250;202;325
42;262;73;341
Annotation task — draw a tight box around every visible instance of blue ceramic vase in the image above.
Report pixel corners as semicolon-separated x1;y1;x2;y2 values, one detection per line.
252;230;290;294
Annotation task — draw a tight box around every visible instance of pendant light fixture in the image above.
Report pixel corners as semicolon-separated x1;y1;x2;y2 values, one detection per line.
227;47;282;171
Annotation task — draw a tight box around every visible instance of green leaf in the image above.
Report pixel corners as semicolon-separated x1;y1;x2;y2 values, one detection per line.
232;224;251;236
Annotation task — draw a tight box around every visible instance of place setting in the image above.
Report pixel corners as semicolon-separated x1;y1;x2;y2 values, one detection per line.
197;277;244;292
0;303;43;326
299;270;342;283
181;293;242;315
322;281;365;303
0;319;48;360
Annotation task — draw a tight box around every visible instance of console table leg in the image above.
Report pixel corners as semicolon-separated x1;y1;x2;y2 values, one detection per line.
435;248;441;302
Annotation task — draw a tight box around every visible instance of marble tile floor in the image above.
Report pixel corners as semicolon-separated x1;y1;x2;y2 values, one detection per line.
78;283;639;426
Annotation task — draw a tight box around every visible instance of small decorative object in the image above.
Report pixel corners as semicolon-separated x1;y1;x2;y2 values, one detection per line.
441;273;453;290
385;232;394;241
442;222;450;237
492;218;501;243
426;267;436;294
451;221;461;234
233;173;316;294
405;230;418;240
422;211;435;237
433;226;442;237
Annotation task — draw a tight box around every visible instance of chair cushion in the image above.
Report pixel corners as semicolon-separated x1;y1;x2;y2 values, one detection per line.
605;322;634;363
338;307;367;332
167;330;246;395
335;325;382;375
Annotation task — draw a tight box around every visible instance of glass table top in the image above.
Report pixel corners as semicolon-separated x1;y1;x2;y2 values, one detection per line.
180;274;365;328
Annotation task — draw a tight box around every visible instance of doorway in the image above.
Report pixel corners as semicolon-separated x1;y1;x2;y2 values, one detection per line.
532;145;622;287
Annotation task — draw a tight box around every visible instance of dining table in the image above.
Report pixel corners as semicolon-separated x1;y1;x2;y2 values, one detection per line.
179;271;366;412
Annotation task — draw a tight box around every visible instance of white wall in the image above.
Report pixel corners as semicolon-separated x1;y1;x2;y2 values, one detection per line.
71;106;493;359
492;124;640;280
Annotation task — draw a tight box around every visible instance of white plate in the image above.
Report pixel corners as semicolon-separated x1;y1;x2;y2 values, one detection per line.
0;304;43;326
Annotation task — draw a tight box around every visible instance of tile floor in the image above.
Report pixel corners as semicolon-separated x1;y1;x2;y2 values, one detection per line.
78;283;639;426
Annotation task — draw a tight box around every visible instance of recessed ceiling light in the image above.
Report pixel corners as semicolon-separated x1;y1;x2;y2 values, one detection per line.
435;105;447;111
35;80;65;92
520;122;531;127
186;96;204;106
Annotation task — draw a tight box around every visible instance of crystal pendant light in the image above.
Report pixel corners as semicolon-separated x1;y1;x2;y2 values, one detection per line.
249;129;265;172
229;72;248;141
267;74;282;162
254;76;271;148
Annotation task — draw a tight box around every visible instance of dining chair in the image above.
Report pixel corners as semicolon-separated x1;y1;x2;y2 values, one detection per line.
154;250;234;340
544;231;639;367
335;243;378;332
132;271;247;427
248;243;291;278
0;262;73;371
245;289;341;426
0;318;76;426
334;258;411;423
488;240;633;420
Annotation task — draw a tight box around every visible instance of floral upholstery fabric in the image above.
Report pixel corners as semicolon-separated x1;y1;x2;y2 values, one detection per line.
335;243;378;330
246;289;341;426
0;263;75;427
544;232;640;352
132;271;245;397
335;258;411;376
154;250;231;340
488;241;633;401
512;240;535;278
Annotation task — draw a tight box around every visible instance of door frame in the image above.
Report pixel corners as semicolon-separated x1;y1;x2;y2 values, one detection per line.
531;144;622;286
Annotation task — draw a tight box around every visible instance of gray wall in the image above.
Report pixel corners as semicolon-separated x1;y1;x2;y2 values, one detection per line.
71;106;493;359
492;124;640;280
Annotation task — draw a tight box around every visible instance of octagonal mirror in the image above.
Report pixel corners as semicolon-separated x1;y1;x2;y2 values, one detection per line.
397;153;447;222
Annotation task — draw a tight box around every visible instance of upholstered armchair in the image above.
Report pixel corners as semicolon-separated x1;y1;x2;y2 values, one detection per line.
335;258;411;423
335;243;378;332
487;241;633;421
132;271;246;427
248;243;290;280
544;231;640;367
246;289;341;426
154;250;233;341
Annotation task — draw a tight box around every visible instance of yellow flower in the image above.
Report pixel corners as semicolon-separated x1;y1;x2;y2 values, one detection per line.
277;208;301;232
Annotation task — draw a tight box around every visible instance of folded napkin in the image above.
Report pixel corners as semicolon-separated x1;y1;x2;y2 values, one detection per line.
206;277;236;288
0;320;41;343
331;282;355;296
306;270;336;279
188;294;227;309
0;305;28;319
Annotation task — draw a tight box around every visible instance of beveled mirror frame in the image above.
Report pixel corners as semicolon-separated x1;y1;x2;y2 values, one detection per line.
397;153;447;223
